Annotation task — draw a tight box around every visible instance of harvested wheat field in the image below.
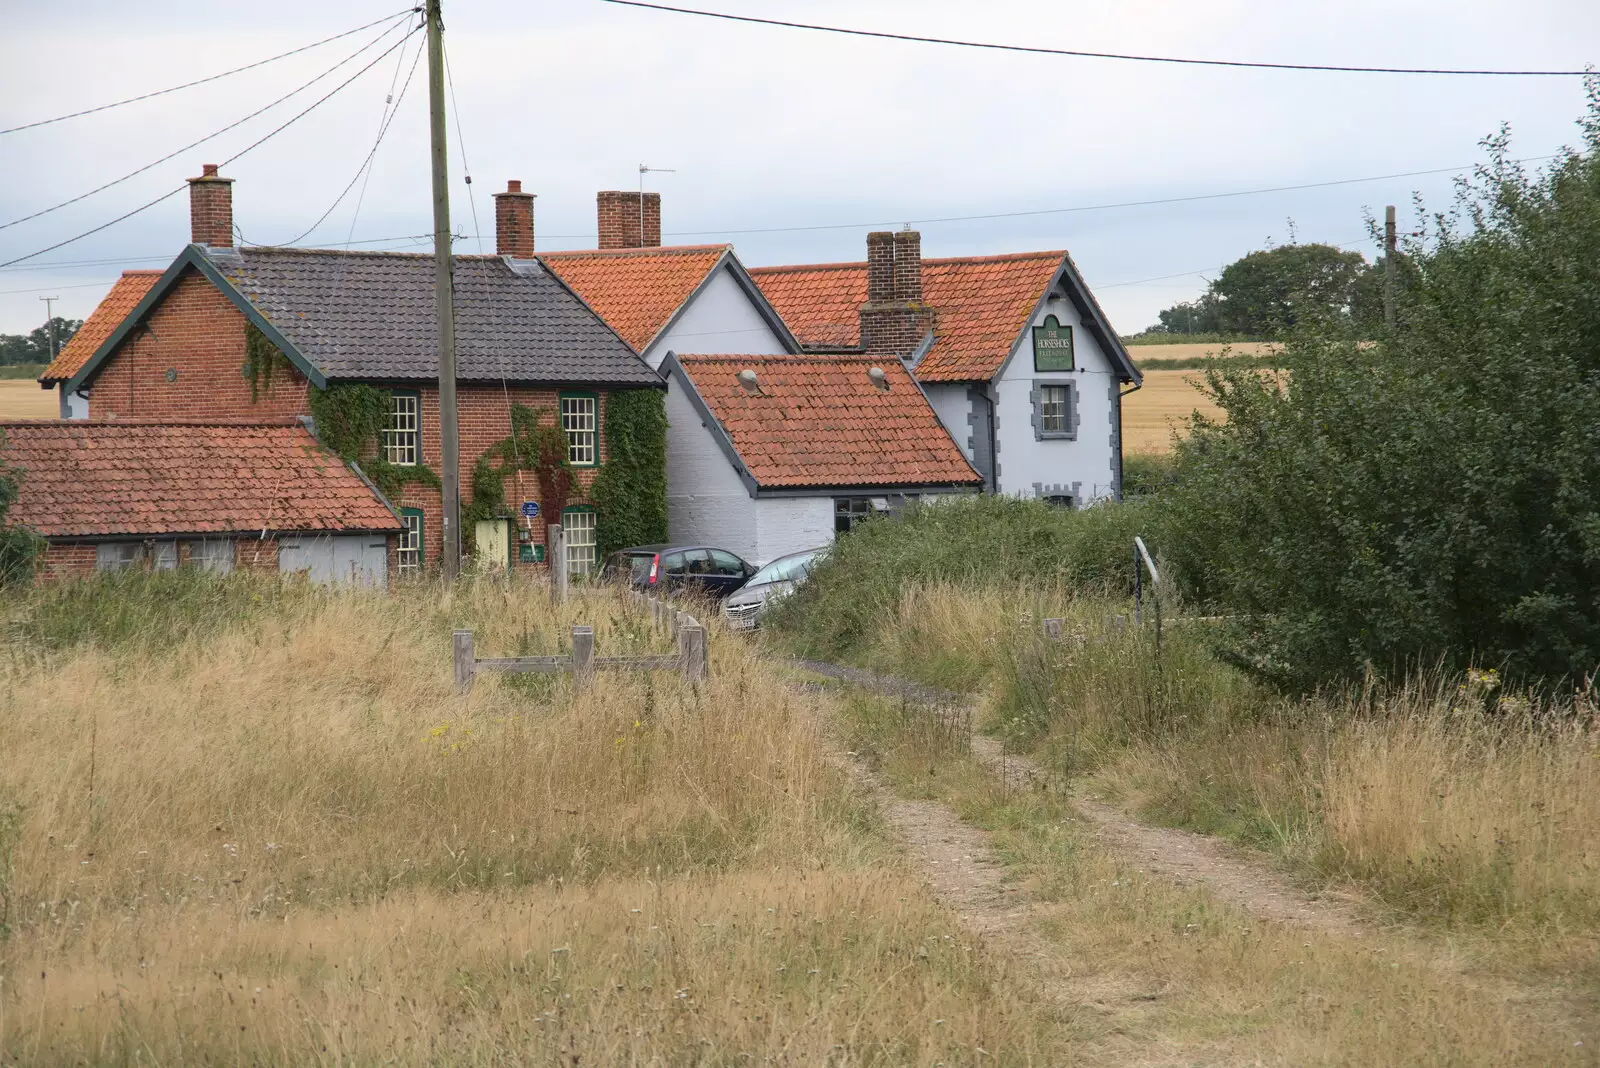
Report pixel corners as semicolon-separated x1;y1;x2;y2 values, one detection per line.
0;380;54;419
1122;368;1225;453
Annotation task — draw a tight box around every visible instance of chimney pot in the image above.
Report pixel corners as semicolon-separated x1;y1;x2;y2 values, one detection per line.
493;179;537;258
187;163;234;248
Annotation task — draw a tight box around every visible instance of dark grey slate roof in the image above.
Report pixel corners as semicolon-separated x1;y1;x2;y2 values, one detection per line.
204;247;659;386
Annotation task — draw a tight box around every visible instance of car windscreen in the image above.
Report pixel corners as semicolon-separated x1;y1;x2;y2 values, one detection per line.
748;551;818;586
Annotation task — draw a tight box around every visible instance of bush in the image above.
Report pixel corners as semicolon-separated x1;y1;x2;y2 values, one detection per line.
1161;94;1600;690
771;495;1157;661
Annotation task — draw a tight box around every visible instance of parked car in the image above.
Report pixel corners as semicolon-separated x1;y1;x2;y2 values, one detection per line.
599;544;757;600
721;547;825;631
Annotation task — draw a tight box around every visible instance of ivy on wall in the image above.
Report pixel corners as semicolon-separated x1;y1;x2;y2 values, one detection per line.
306;383;440;501
0;429;45;587
243;322;295;402
462;404;573;552
591;388;668;558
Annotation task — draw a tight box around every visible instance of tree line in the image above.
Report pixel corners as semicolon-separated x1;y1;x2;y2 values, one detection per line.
0;317;82;366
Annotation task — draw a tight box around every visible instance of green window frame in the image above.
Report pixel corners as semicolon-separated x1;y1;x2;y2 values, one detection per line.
384;390;422;466
561;505;597;576
398;507;425;575
560;391;598;467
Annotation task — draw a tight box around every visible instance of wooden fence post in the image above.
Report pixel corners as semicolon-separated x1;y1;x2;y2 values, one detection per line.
571;625;594;689
679;622;706;683
453;629;476;694
549;523;567;605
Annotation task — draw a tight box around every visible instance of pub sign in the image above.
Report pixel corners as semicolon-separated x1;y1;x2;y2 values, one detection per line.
1032;315;1074;372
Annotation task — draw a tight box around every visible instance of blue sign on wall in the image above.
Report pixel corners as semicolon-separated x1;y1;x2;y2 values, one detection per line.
520;501;540;519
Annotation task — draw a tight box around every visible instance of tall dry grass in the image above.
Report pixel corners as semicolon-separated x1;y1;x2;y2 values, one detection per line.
822;582;1600;952
0;573;1066;1063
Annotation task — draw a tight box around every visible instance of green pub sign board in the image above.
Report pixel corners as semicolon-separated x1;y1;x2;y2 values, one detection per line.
1032;315;1075;372
519;543;546;564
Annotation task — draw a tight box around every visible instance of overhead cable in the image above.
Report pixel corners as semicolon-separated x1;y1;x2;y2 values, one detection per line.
0;9;419;136
601;0;1592;77
0;15;414;234
0;27;421;269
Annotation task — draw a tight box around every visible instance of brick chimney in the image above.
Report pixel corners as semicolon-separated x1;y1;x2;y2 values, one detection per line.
596;190;661;249
493;180;536;257
859;228;930;357
187;163;233;248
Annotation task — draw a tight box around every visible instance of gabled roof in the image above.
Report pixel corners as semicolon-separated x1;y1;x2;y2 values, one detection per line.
539;245;729;352
663;353;982;493
66;245;660;394
539;244;801;356
750;250;1140;384
0;419;401;538
38;270;162;385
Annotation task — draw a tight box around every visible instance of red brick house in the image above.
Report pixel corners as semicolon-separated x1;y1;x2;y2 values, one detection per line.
1;419;401;584
40;165;662;575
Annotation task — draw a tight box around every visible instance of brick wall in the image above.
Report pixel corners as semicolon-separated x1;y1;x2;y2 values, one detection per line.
396;384;610;569
37;543;96;583
87;272;308;420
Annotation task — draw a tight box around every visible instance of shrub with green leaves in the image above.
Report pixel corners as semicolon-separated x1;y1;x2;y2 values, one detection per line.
0;429;44;588
1162;88;1600;689
771;495;1153;660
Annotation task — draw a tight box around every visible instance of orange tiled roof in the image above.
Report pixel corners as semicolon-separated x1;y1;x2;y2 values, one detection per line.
0;419;401;538
39;270;162;383
540;245;729;352
749;251;1065;382
675;355;981;489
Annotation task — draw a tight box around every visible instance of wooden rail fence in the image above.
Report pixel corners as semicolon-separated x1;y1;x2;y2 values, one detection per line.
453;594;706;694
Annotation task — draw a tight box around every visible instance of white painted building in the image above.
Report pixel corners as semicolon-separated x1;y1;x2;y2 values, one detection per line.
752;233;1143;506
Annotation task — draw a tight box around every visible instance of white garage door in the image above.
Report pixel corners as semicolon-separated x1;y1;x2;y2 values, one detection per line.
278;535;389;587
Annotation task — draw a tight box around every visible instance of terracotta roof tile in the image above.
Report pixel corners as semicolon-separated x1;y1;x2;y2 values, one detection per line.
750;251;1065;382
39;271;162;383
0;420;400;538
676;355;981;489
540;245;729;352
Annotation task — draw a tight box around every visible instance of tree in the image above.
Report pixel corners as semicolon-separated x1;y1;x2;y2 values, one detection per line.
1160;92;1600;690
0;317;83;366
1146;244;1371;338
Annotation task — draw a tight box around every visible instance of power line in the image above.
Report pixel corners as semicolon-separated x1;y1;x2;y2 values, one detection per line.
601;0;1593;77
0;27;421;270
254;26;427;247
0;9;419;136
0;279;118;297
0;16;414;234
655;156;1559;238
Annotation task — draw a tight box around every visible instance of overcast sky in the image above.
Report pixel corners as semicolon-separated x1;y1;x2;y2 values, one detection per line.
1;1;1594;340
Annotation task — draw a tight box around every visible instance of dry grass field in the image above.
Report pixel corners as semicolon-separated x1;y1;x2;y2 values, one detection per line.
1121;368;1225;453
0;380;55;420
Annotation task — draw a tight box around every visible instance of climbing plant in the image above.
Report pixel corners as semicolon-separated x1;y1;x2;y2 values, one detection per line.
591;388;667;558
0;430;44;587
462;404;574;552
243;322;295;401
307;383;440;500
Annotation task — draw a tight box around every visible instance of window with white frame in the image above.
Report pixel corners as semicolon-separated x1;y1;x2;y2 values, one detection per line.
1037;383;1075;439
95;542;144;572
561;394;597;466
563;507;596;575
384;392;420;466
398;509;424;575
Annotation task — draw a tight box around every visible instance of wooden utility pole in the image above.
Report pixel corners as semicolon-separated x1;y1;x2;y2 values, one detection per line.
1384;204;1397;332
426;0;462;579
39;296;59;359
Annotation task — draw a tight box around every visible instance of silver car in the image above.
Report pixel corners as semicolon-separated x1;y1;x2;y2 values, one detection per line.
721;548;825;631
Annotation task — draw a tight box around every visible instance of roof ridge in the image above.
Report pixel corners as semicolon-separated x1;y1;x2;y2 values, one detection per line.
751;250;1066;273
678;353;889;363
0;417;304;428
539;244;730;259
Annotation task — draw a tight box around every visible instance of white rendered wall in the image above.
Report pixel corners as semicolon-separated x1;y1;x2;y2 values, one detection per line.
921;382;974;462
645;265;789;369
992;292;1120;504
755;496;835;565
664;375;759;557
